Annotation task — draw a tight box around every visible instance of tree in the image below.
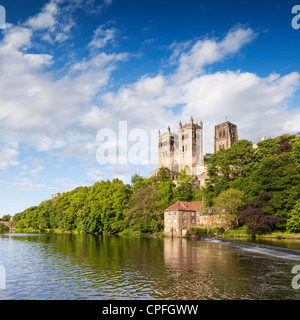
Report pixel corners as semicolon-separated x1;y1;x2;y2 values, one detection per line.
274;136;293;156
125;184;164;233
212;188;245;229
287;201;300;233
0;215;11;222
239;193;281;235
173;167;194;202
205;140;257;204
248;152;300;227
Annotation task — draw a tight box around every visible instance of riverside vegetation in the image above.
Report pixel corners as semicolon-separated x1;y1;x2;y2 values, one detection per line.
11;134;300;238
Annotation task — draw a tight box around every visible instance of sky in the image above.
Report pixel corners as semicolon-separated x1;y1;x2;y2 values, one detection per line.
1;0;300;216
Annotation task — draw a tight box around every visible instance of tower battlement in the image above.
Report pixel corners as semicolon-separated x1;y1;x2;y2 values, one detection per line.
158;117;204;176
214;121;238;153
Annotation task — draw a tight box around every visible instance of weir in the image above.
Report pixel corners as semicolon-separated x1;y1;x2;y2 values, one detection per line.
202;238;300;261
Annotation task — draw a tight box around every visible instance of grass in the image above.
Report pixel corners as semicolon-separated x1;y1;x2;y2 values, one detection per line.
223;227;300;240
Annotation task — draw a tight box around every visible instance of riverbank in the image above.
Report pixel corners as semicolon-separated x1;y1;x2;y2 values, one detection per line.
7;226;300;242
5;227;165;238
185;226;300;240
223;228;300;240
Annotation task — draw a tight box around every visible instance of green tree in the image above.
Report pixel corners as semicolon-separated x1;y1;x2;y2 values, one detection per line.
173;167;194;202
125;184;164;233
287;201;300;233
212;188;245;229
0;215;11;222
205;140;257;204
248;152;300;227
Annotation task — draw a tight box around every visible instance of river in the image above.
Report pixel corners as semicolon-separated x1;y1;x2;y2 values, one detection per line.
0;233;300;300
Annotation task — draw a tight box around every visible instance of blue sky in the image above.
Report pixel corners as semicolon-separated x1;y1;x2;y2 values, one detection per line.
1;0;300;216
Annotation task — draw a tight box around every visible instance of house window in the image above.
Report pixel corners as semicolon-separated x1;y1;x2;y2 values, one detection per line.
196;219;199;223
191;219;195;223
182;145;184;152
182;212;186;216
173;219;177;223
173;212;176;216
168;212;171;215
167;219;171;223
191;212;195;216
203;217;207;221
182;219;186;223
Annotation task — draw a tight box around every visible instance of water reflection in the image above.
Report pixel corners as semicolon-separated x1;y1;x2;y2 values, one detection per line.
0;233;300;300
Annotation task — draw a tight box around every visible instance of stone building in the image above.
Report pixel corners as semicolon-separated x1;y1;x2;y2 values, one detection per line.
158;117;204;177
214;121;238;153
51;192;61;200
164;200;222;237
147;118;238;187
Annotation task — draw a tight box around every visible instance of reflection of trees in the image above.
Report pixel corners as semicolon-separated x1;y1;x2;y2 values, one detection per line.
4;234;300;300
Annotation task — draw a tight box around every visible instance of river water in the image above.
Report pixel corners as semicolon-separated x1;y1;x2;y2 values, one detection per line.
0;233;300;300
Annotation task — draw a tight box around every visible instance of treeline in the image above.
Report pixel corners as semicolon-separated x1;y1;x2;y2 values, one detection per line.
204;134;300;234
13;167;199;234
13;134;300;235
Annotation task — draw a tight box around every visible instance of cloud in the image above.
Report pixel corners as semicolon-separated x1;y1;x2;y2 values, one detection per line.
27;1;58;30
88;24;118;49
0;16;127;152
86;168;103;182
0;145;20;170
171;27;256;83
1;0;300;188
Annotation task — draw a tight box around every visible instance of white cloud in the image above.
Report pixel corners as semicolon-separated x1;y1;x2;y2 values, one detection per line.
0;146;20;170
171;27;256;83
88;24;118;49
1;2;300;186
86;168;103;182
10;177;47;191
27;1;58;30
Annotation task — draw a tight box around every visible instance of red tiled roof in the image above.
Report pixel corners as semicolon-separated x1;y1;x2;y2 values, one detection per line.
165;201;202;212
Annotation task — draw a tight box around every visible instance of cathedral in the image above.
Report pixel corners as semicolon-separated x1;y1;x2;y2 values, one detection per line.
148;118;238;187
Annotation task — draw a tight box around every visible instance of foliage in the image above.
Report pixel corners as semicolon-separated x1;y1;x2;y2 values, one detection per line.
286;201;300;233
173;166;195;202
187;226;225;237
205;140;257;205
0;215;11;222
212;188;245;229
239;193;281;235
248;152;300;227
205;135;300;231
11;134;300;235
0;224;9;233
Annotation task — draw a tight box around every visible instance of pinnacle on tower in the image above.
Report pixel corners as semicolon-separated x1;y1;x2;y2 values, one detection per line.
190;116;193;124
